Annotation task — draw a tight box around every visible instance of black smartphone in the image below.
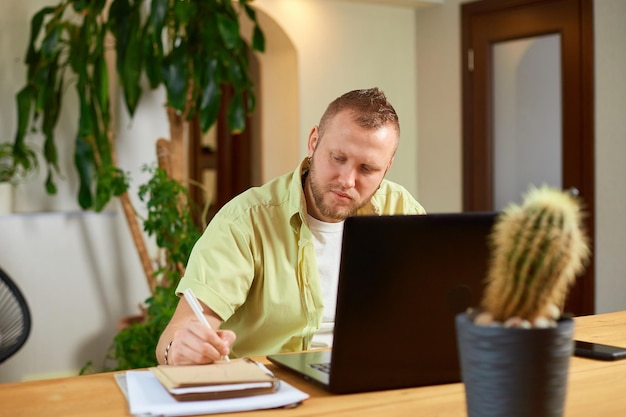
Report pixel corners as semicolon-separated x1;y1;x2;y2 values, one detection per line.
574;340;626;361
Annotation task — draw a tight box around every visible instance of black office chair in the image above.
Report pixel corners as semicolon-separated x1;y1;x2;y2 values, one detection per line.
0;267;31;363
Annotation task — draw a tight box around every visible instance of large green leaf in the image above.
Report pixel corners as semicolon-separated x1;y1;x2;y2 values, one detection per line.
246;90;256;114
198;57;221;132
93;32;110;123
109;0;143;115
144;0;166;89
26;6;57;65
45;169;57;195
41;24;63;59
14;87;34;146
74;135;95;209
120;27;143;115
41;67;62;173
41;57;61;138
77;83;94;139
149;0;168;31
72;0;106;14
94;165;128;211
227;90;245;134
43;133;60;174
242;2;256;22
242;3;265;53
161;42;189;111
252;25;266;53
221;50;247;90
142;27;163;88
173;0;194;27
216;12;240;51
34;62;59;114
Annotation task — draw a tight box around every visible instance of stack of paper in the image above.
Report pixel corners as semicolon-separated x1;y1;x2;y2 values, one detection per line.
118;360;310;416
150;359;280;401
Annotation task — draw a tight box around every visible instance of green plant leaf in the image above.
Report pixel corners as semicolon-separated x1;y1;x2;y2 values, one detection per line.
143;28;163;88
120;30;143;115
242;3;265;53
72;0;106;13
93;51;110;125
41;24;62;59
252;25;266;53
173;0;194;27
74;135;94;209
221;50;247;90
41;58;62;139
198;57;221;132
43;134;60;174
149;0;168;31
242;2;256;22
26;6;57;65
14;86;34;146
246;90;256;114
45;169;57;195
216;12;240;51
109;0;143;115
94;165;129;211
161;42;189;111
77;83;94;139
227;90;245;134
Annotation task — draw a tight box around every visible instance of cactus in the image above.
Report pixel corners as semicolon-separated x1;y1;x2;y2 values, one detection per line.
480;185;590;324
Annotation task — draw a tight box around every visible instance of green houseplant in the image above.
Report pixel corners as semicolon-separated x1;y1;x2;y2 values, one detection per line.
111;164;204;370
456;185;590;417
0;142;39;185
12;0;265;371
1;141;39;213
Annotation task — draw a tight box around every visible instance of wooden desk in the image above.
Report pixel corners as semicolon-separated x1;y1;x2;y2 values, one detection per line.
1;311;625;417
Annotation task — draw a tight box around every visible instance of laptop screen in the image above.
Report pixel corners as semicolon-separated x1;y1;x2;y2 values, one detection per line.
327;212;497;393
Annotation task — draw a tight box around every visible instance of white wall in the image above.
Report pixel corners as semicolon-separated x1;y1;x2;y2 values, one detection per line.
593;0;626;315
0;0;422;382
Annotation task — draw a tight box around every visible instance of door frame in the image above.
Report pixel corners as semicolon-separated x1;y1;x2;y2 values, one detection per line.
461;0;595;315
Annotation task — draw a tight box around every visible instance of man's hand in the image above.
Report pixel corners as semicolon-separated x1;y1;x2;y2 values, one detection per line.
157;295;237;365
167;320;236;365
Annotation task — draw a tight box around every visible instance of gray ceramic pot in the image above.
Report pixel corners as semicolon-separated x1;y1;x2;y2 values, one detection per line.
455;312;574;417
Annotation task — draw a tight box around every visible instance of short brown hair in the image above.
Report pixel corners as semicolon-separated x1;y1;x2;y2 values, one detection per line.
318;87;400;140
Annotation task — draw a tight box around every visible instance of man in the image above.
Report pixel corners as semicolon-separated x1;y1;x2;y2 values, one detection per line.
156;87;426;365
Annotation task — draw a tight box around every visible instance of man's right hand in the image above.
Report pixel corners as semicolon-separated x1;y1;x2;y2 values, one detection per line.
157;295;237;365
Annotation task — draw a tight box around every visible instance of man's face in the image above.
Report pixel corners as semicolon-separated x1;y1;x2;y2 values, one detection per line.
305;110;397;222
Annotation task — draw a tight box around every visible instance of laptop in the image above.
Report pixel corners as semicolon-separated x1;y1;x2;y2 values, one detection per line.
267;212;498;394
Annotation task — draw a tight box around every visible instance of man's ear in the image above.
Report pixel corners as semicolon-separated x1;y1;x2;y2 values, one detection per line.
307;126;319;157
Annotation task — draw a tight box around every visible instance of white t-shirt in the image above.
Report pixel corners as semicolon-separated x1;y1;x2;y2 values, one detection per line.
306;214;344;348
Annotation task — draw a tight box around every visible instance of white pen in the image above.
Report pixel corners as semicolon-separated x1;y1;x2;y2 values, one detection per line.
183;288;230;362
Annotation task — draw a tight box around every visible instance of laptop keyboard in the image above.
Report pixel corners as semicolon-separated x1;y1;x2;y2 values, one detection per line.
310;362;331;374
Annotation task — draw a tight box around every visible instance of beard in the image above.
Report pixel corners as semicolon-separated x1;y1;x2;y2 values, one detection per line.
308;161;374;221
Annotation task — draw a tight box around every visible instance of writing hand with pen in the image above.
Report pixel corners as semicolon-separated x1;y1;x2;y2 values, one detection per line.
157;288;236;366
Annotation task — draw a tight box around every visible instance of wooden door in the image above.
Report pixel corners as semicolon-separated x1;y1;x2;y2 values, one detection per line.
188;86;253;225
461;0;595;315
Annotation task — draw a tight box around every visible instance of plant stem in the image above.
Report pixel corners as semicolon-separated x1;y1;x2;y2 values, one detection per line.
119;190;156;293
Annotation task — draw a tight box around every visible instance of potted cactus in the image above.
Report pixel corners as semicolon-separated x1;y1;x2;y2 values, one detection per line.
455;185;590;417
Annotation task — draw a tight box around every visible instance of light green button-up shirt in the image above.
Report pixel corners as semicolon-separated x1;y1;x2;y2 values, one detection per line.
177;159;426;358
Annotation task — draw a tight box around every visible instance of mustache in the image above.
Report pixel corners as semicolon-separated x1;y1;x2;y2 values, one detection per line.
328;187;356;200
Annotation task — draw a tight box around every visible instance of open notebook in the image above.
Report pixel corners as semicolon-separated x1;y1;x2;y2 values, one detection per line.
268;212;498;394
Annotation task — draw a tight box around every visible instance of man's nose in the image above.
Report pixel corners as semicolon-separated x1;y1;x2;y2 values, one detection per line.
337;166;356;188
